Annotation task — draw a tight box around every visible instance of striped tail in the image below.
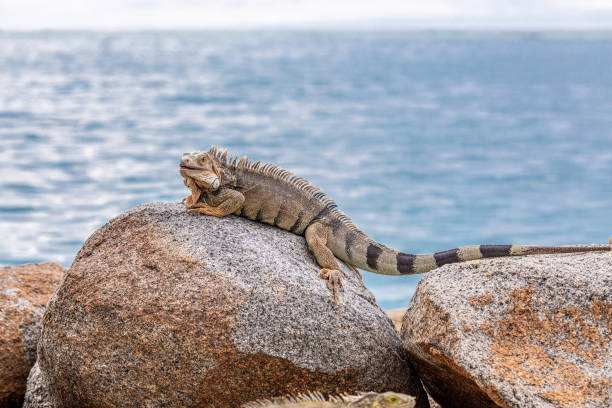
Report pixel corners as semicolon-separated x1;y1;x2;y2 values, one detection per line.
341;236;612;276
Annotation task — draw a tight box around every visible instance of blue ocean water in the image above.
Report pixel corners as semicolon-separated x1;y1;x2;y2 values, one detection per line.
1;31;611;309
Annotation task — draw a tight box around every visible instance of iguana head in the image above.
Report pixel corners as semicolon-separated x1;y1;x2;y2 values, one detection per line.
180;151;220;191
355;391;416;407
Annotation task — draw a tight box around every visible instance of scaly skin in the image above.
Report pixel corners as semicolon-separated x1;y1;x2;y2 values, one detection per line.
180;147;612;302
241;391;415;408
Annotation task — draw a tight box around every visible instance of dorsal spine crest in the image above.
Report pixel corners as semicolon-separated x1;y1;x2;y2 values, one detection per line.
207;146;366;235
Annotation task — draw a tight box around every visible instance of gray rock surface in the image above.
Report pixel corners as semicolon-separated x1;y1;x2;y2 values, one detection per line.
0;262;64;408
401;250;612;408
23;363;53;408
34;202;427;408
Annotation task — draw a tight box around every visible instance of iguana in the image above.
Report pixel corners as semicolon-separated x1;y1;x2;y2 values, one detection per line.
180;146;612;302
242;391;415;407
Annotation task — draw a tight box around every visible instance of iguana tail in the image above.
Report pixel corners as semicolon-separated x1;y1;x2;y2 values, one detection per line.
334;229;612;276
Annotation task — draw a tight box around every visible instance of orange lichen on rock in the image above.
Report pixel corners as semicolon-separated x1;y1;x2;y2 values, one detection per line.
486;286;612;407
402;297;456;353
590;299;612;332
466;294;493;309
0;263;64;408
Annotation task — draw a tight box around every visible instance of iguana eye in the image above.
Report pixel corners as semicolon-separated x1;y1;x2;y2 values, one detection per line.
385;394;399;403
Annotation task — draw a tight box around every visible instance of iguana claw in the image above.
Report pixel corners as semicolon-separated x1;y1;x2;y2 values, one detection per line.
318;268;343;304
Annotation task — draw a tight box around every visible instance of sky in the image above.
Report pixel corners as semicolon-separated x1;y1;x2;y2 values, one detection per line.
1;0;612;30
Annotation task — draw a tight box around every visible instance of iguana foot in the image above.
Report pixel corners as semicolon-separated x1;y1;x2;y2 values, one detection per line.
318;268;343;304
182;195;195;207
188;206;226;218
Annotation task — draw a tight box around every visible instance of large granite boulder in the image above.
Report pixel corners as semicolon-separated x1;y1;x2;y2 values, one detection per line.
401;250;612;408
0;262;64;407
30;202;427;408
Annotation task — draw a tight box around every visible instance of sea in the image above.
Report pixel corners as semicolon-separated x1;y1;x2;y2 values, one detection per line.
1;31;611;310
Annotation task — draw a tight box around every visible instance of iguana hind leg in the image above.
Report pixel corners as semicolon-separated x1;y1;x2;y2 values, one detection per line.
305;222;343;303
188;188;245;218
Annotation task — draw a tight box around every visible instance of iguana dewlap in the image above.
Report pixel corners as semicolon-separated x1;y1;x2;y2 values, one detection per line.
242;391;415;407
180;147;612;302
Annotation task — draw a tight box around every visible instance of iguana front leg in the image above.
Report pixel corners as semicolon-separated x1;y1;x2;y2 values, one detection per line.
305;222;343;303
182;177;202;208
188;188;245;218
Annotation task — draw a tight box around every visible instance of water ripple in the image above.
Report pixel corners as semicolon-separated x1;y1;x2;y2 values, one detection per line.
1;32;611;309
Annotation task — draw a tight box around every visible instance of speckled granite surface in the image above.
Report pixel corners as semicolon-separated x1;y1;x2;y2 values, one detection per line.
28;203;426;408
402;250;612;408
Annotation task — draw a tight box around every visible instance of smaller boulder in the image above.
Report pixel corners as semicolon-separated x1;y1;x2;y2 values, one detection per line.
0;263;64;407
401;251;612;408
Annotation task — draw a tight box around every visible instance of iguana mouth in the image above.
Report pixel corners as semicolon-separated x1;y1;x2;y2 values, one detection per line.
180;164;202;171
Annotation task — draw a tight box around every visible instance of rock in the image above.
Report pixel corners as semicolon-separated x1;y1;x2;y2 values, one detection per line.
386;308;407;333
23;362;53;408
400;251;612;408
35;202;428;408
0;262;63;408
